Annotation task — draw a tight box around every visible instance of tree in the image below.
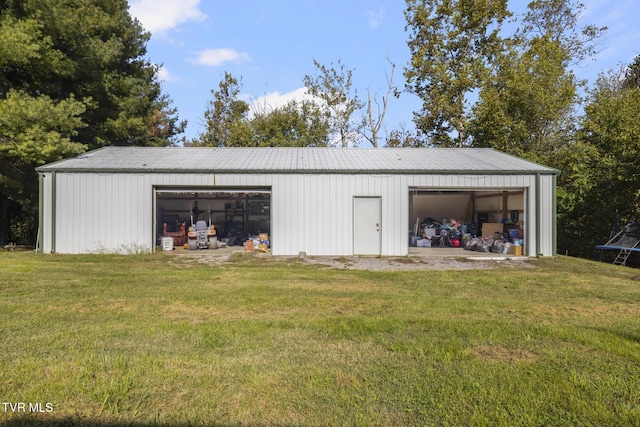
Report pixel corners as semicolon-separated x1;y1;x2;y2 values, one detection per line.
0;90;87;246
250;101;329;147
363;59;397;148
466;0;606;257
580;68;640;221
403;0;511;147
623;54;640;89
195;72;252;147
303;59;363;147
519;0;605;66
1;0;185;148
470;35;578;161
543;65;640;258
0;0;184;245
195;72;329;147
384;124;422;147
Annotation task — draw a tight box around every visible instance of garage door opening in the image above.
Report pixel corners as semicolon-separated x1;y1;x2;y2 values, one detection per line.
155;187;271;248
409;189;526;253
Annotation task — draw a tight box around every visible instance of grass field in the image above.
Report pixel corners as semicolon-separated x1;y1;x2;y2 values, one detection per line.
0;252;639;426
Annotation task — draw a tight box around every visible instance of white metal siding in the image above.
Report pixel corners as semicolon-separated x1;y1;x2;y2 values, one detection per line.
51;173;213;253
42;171;555;256
40;173;53;252
538;174;555;256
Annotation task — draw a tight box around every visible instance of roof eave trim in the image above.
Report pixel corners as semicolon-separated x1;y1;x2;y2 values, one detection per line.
34;167;560;175
35;146;110;173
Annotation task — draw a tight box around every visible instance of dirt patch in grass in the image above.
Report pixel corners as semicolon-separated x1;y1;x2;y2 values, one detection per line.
464;345;540;364
299;255;533;271
162;250;535;271
390;257;419;264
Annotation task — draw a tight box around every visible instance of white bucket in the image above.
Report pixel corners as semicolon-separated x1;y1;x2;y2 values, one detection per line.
161;237;174;251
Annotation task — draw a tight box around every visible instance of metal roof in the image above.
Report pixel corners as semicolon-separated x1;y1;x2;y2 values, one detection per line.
37;146;559;175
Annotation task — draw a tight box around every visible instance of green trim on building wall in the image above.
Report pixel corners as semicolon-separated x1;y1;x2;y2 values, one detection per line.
552;175;557;256
38;174;44;254
535;174;541;257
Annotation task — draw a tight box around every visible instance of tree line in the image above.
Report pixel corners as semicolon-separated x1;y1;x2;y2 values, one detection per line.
1;0;638;259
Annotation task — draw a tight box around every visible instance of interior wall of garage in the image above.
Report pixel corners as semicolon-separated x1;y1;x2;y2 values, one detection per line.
410;191;526;226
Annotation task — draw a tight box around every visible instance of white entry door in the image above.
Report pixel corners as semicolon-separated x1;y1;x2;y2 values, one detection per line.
353;197;381;255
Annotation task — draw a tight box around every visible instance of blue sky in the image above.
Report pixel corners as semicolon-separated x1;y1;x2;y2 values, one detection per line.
128;0;640;144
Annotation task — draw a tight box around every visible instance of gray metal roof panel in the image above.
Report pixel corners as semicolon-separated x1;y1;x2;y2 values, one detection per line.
36;146;559;174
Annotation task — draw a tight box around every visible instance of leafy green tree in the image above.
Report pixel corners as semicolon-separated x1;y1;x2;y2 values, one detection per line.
195;72;329;147
303;59;363;147
195;72;252;147
579;68;640;228
547;65;640;258
466;0;606;257
470;36;577;161
251;101;328;147
385;124;422;147
1;0;184;148
403;0;511;147
519;0;605;65
0;90;87;245
0;0;184;245
623;54;640;89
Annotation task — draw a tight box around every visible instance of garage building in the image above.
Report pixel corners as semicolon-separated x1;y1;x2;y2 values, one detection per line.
37;146;559;256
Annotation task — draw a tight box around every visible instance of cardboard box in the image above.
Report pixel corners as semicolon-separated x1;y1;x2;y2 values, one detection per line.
482;223;504;238
509;245;523;256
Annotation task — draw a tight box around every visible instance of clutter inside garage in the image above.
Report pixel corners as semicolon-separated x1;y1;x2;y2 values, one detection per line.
156;190;271;251
409;190;525;255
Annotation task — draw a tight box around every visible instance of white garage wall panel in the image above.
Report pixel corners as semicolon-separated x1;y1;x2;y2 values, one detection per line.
38;147;558;256
537;174;556;257
49;173;215;253
40;173;53;252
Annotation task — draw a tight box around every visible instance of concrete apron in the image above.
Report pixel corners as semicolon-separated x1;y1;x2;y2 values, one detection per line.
163;245;528;260
408;247;529;260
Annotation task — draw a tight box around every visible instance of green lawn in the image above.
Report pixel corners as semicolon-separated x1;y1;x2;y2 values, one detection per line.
1;252;639;426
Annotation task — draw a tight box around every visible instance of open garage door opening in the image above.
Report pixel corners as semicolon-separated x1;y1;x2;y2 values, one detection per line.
409;189;526;254
155;187;271;250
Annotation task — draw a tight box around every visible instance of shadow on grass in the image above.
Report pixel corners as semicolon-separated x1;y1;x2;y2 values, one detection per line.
0;419;289;427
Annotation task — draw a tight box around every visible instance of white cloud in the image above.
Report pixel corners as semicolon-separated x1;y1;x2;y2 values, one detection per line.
156;65;175;82
193;48;251;67
247;87;317;117
129;0;205;34
368;7;384;29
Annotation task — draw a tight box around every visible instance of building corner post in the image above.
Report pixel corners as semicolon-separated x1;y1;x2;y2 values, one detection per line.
552;174;558;256
38;173;43;253
51;172;56;253
535;173;541;257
